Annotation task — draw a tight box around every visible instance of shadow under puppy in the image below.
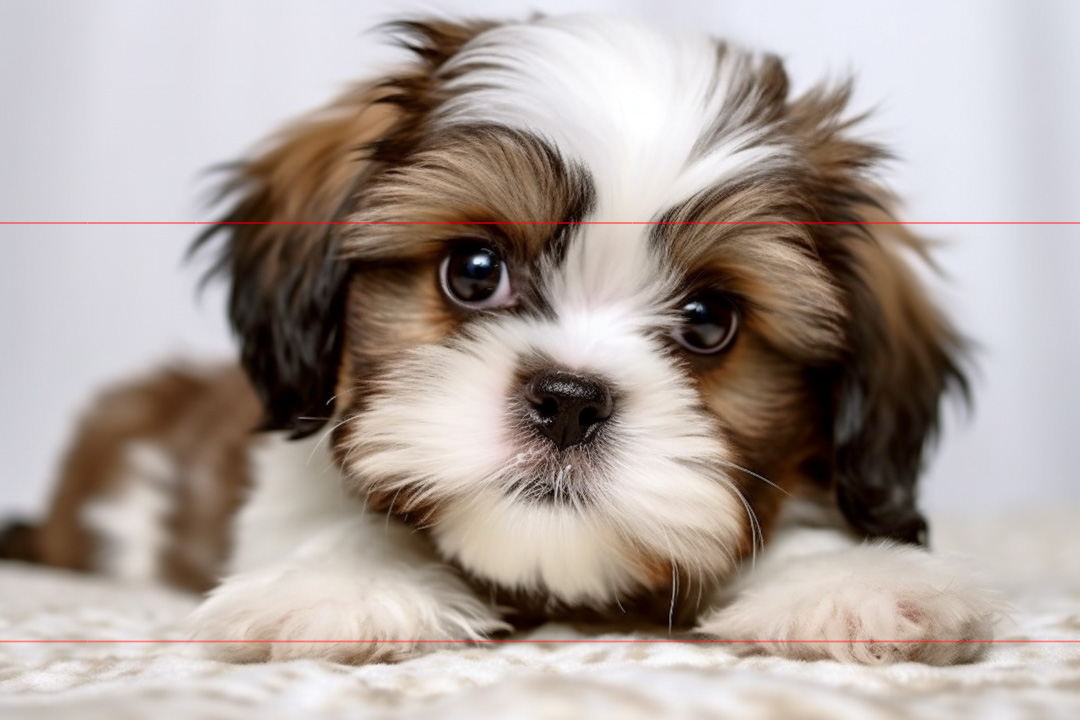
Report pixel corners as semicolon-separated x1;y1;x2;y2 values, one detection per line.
1;14;1000;665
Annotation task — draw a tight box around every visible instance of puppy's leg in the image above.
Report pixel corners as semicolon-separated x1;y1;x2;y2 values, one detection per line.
188;433;507;664
188;518;507;664
695;525;1001;665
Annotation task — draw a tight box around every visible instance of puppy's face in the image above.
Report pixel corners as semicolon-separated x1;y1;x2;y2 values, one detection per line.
202;17;966;609
334;128;838;604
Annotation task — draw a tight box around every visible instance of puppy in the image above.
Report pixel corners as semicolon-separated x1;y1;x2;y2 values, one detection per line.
2;15;999;665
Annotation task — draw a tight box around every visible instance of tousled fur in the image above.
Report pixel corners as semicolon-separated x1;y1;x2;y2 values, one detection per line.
2;15;995;666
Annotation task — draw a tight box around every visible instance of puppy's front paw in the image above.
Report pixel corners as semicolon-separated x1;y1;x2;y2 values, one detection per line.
188;563;508;664
696;543;1001;665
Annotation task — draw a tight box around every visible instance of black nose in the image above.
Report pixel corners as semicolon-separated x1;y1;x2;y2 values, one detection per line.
524;370;614;449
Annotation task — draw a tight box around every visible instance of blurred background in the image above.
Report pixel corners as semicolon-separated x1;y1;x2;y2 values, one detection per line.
1;0;1077;523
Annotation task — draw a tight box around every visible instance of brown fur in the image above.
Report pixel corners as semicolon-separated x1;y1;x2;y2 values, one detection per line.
2;365;260;592
193;21;499;437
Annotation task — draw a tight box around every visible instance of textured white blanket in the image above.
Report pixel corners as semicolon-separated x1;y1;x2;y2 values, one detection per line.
2;511;1079;720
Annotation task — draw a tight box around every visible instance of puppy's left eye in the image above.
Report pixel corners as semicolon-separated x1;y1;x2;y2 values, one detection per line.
440;245;514;309
673;294;739;354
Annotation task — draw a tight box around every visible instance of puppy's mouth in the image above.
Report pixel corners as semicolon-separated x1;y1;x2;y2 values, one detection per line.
501;445;613;506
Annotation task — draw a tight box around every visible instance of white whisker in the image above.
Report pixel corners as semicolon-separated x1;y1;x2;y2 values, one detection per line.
717;459;791;498
385;487;404;533
669;563;679;634
307;413;357;466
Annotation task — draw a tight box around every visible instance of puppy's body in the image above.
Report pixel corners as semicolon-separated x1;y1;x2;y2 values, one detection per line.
2;15;999;665
2;365;258;592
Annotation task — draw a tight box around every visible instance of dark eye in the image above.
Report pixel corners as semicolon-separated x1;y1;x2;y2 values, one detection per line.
439;245;513;308
673;294;739;354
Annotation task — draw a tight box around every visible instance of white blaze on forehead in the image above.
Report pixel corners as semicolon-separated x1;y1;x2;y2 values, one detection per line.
544;221;676;337
436;14;792;222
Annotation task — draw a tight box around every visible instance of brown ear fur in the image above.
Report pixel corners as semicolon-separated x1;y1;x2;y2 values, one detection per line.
831;216;969;545
788;84;970;545
193;20;494;436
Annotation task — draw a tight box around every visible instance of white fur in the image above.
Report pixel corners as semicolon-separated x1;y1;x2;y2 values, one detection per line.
226;432;364;574
695;518;1002;665
437;15;793;224
82;441;174;583
189;434;506;663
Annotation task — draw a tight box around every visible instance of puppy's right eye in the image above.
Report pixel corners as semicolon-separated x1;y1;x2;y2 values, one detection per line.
439;245;514;309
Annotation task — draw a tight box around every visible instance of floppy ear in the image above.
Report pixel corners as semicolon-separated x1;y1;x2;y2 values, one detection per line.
831;221;969;546
193;20;492;437
789;85;970;546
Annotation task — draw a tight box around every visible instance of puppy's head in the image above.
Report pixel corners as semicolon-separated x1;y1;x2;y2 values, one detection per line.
198;16;967;607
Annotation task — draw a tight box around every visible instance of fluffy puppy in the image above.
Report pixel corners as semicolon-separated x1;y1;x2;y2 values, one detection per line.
3;15;999;665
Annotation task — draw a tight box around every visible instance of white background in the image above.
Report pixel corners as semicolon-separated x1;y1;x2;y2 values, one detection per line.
1;0;1078;521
